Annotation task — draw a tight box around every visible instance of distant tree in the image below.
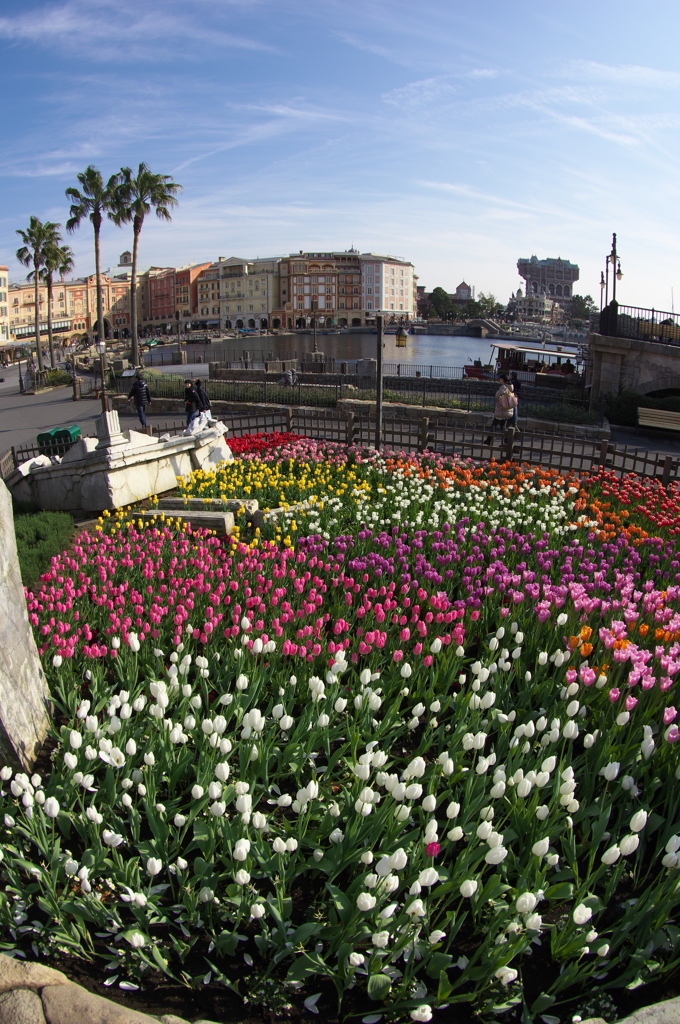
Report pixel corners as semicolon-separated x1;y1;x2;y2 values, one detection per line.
16;216;62;374
476;292;503;318
569;294;597;321
464;299;483;320
115;163;182;366
430;287;453;319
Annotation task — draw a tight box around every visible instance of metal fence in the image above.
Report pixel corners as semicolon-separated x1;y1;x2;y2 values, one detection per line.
599;301;680;345
2;407;679;486
112;373;591;424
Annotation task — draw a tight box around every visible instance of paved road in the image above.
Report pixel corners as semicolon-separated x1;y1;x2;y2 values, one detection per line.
0;363;210;451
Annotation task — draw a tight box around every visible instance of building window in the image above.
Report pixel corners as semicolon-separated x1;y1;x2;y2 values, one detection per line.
353;301;359;309
339;301;345;309
367;302;373;310
353;287;359;294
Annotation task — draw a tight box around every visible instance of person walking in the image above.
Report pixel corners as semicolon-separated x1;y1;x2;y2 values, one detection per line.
485;372;516;444
509;371;522;428
194;377;211;412
127;370;152;428
184;378;200;426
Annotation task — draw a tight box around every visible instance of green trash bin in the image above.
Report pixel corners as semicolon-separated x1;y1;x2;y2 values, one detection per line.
37;425;81;456
36;428;60;455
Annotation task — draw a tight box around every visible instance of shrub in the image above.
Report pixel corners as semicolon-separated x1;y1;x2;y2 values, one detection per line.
43;370;73;387
13;510;74;587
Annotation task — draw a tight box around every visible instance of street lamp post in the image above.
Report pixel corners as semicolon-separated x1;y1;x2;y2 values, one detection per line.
604;233;623;307
97;340;108;413
375;314;384;450
311;299;319;354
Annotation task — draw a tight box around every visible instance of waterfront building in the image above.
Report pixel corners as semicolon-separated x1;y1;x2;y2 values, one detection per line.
0;267;9;345
175;262;212;329
510;288;557;321
274;249;415;329
517;255;579;310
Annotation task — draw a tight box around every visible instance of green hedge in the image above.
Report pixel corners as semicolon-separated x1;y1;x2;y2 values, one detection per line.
13;511;74;587
605;391;680;427
43;370;73;387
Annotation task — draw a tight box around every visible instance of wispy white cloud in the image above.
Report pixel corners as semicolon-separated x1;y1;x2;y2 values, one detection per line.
569;61;680;89
0;0;278;59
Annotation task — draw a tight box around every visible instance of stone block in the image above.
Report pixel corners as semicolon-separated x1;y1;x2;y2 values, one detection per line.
137;509;235;537
619;996;680;1024
159;1016;192;1024
0;954;69;992
0;482;52;770
41;983;160;1024
158;498;258;515
0;988;46;1024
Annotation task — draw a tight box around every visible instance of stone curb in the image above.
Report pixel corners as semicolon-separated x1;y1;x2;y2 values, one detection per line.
0;954;224;1024
583;997;680;1024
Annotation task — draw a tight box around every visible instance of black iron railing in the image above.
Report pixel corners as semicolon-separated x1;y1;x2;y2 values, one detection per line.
599;301;680;344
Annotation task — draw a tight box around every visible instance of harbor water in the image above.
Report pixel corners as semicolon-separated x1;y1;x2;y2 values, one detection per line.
147;333;496;374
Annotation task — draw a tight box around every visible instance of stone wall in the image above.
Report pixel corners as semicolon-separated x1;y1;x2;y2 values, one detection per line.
589;332;680;407
0;480;51;769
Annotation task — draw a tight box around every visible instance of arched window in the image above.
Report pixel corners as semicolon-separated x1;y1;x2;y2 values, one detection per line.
563;286;570;297
556;284;562;297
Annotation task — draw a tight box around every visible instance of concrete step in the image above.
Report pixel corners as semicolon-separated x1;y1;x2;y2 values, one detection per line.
138;509;235;536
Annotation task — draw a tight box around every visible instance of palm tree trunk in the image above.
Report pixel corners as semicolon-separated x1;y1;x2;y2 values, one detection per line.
34;264;44;374
47;273;55;369
130;222;140;367
94;221;104;349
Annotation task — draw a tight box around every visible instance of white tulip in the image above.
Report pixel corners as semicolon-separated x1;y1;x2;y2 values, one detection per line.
573;903;593;925
630;809;648;833
356;892;377;911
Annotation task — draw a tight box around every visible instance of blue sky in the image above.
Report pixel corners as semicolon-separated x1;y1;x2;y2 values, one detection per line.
2;0;680;310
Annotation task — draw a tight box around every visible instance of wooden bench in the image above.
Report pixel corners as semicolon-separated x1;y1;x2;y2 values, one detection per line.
637;407;680;434
136;509;235;537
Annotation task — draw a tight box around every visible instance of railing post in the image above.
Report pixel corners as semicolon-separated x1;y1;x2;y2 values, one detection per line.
346;412;355;446
11;446;17;472
598;439;609;468
662;455;673;487
502;429;514;463
419;415;430;452
285;407;293;434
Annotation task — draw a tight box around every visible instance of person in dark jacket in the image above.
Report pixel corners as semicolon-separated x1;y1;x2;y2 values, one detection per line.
127;371;152;427
194;378;211;412
184;379;200;426
509;372;522;427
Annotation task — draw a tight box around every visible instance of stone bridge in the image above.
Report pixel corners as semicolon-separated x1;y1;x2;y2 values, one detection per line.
588;332;680;408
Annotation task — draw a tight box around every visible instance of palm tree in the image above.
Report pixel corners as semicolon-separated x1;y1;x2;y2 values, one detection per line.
65;166;123;355
43;241;75;369
16;216;62;374
116;163;182;366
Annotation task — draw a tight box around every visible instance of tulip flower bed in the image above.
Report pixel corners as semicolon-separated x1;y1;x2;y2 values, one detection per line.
3;439;680;1023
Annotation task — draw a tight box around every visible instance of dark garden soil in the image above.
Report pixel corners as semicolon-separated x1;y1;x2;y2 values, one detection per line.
37;950;680;1024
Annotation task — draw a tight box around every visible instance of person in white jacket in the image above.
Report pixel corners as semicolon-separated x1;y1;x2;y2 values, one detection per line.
485;373;515;445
